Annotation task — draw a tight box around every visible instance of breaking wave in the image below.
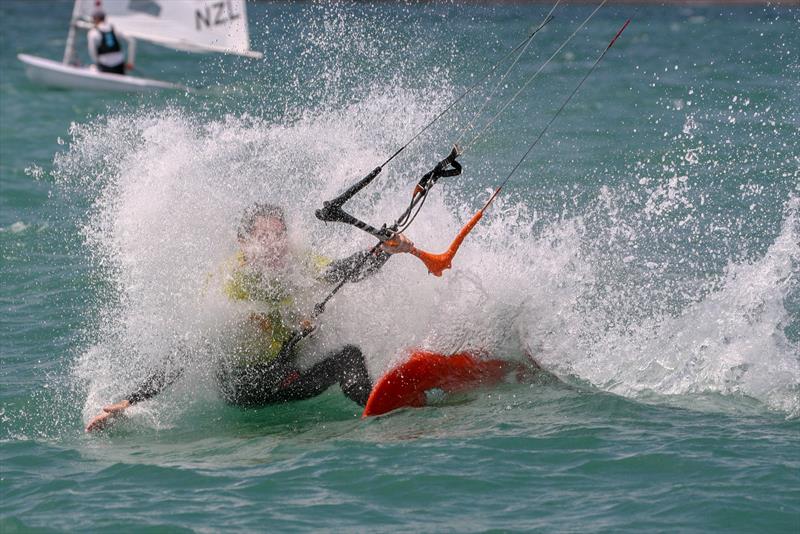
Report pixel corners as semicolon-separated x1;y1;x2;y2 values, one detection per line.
51;5;798;422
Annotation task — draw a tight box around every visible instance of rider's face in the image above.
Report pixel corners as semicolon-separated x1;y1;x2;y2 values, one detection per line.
241;215;289;268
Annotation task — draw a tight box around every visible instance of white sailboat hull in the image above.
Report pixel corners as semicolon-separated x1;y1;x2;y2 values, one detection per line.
18;54;183;92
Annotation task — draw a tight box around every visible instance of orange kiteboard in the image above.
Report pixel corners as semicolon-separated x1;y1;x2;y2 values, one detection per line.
362;350;525;417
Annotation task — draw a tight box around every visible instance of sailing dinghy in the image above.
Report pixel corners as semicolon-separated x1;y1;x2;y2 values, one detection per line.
18;0;262;92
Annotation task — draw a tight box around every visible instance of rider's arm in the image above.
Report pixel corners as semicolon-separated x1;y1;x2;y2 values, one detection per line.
87;29;99;64
125;366;184;404
320;248;391;285
319;233;414;285
85;362;183;432
126;36;136;69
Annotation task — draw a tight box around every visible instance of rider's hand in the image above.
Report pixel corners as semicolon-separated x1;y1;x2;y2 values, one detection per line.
381;233;414;254
85;399;131;433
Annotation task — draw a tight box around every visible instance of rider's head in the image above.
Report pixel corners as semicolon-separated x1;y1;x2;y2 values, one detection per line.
238;203;289;268
92;10;106;24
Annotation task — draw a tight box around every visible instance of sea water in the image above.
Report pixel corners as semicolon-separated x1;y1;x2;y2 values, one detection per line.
1;1;798;532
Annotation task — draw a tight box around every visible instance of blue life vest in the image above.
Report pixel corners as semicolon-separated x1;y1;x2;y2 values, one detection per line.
97;27;121;56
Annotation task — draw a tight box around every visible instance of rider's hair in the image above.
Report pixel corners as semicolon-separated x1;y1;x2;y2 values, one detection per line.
238;203;286;240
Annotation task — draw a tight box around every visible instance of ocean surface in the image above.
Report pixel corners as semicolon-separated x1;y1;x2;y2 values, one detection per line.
2;1;799;532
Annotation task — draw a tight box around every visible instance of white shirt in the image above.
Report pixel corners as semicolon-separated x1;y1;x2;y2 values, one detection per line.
87;22;126;67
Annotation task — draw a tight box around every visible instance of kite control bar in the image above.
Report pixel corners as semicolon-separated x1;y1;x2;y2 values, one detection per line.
316;146;462;244
298;147;462;324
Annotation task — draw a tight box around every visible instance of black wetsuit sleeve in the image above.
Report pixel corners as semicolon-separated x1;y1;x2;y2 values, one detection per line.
125;366;183;404
320;248;391;285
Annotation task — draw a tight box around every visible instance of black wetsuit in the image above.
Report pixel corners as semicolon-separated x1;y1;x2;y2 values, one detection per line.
124;248;390;408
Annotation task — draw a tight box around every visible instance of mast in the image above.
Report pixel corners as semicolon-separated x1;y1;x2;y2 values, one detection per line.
62;0;83;65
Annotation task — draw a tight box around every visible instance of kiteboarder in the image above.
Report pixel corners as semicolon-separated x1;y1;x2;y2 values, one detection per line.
87;8;131;75
85;203;414;431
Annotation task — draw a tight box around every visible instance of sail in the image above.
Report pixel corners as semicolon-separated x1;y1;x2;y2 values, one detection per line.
76;0;262;58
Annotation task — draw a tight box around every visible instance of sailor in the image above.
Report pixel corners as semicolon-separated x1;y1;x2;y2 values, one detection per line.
85;203;414;432
87;8;130;75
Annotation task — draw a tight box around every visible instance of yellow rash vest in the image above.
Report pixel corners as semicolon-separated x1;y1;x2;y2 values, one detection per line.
222;250;331;365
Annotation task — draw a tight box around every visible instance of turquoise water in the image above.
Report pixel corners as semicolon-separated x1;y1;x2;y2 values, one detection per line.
2;1;799;531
